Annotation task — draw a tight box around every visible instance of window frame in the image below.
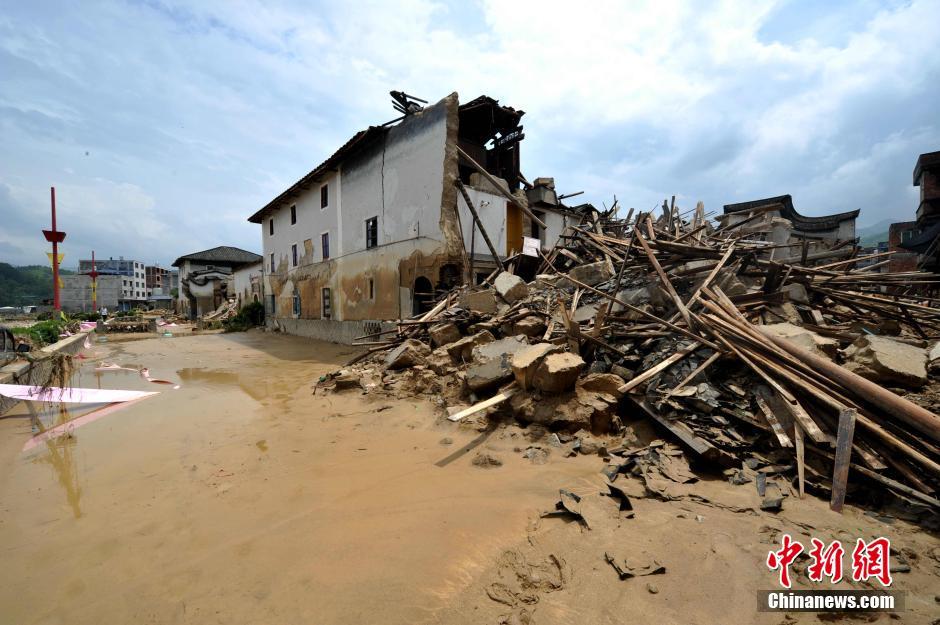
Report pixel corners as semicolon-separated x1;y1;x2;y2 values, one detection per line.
269;218;274;236
320;184;329;209
321;287;332;319
290;204;297;225
365;216;378;249
269;253;275;273
321;232;330;260
291;243;298;268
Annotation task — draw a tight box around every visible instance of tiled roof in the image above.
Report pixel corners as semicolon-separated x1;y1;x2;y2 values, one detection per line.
723;195;859;233
171;246;261;267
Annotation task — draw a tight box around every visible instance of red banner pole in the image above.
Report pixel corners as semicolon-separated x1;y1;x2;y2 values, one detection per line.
51;187;60;311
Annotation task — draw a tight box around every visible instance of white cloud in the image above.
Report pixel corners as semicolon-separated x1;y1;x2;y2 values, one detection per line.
1;0;938;266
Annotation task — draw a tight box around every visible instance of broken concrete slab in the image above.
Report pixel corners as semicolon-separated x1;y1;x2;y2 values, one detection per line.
577;373;625;399
511;342;563;390
466;336;529;391
512;315;546;338
842;335;928;389
510;392;593;431
459;289;498;315
429;322;462;347
426;346;456;376
384;339;430;370
557;261;612;288
532;352;586;394
782;282;809;304
446;330;495;363
572;304;599;324
494;272;529;304
763;322;838;358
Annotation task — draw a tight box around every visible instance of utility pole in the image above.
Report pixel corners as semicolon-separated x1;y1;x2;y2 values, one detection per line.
42;187;66;311
89;250;99;312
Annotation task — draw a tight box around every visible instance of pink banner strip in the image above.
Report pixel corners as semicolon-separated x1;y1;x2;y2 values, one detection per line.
0;384;157;404
22;396;155;452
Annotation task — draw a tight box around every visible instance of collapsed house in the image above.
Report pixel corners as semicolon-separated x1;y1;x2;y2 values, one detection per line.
720;195;859;264
248;92;585;343
172;246;263;320
321;203;940;520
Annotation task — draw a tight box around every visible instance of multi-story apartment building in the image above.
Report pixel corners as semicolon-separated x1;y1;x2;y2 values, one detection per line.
77;256;147;309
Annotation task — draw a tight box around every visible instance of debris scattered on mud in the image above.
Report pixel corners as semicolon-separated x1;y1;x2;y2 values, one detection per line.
320;203;940;524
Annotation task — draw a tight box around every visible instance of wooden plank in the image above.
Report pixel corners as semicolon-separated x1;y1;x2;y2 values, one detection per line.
618;342;701;393
793;421;805;499
830;407;857;513
665;351;721;398
447;386;518;422
754;394;793;448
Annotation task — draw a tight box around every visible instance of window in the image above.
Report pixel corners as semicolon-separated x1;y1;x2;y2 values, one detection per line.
270;253;275;273
292;287;301;316
267;294;276;316
320;184;329;209
291;244;298;267
321;232;330;260
365;216;378;249
321;287;332;319
369;278;375;300
290;204;297;225
269;218;274;236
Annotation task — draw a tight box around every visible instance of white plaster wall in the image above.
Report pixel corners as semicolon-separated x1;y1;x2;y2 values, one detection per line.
340;104;449;254
540;210;572;249
232;262;263;304
260;102;448;285
458;186;508;255
262;171;340;277
457;186;574;257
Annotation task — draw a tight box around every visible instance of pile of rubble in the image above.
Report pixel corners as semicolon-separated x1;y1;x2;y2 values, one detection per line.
324;204;940;517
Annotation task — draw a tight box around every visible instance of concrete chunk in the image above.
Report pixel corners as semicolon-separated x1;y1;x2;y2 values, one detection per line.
532;352;586;393
558;261;612;288
429;322;461;347
577;373;625;399
511;342;563;390
493;272;529;304
446;330;495;363
466;336;529;391
384;338;430;370
458;289;498;315
512;315;546;338
763;322;838;358
842;335;928;389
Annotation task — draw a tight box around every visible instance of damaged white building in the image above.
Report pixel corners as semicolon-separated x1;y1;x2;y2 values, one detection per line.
248;92;586;343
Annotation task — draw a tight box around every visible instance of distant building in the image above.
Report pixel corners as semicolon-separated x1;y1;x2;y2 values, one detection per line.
78;256;148;308
171;246;262;319
886;221;919;273
60;274;122;313
721;195;858;241
897;151;940;270
719;194;858;263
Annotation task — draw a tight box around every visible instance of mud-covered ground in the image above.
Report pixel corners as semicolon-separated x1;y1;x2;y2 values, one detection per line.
0;331;937;624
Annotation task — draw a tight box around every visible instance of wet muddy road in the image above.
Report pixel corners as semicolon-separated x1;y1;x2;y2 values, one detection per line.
0;332;600;624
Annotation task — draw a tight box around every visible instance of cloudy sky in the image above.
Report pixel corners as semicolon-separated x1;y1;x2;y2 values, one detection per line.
2;0;938;268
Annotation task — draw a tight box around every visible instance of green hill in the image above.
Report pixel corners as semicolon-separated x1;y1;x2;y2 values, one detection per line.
0;263;75;307
856;218;893;247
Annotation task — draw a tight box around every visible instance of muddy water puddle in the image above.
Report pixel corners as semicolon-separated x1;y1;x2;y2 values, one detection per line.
0;332;600;624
